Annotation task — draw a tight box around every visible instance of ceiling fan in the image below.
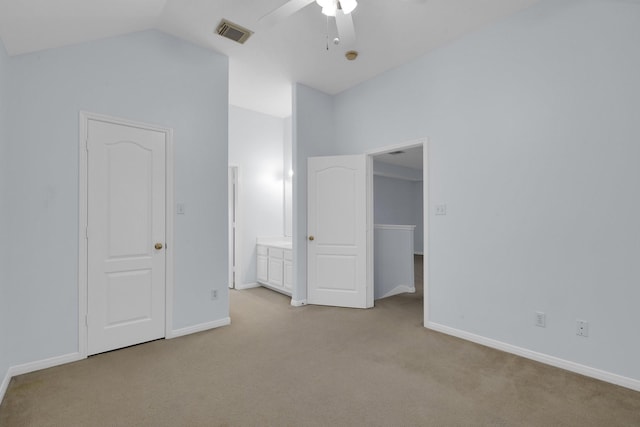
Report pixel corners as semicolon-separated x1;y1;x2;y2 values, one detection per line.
260;0;359;46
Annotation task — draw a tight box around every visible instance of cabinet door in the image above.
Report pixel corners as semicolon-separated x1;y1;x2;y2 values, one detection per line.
268;258;283;287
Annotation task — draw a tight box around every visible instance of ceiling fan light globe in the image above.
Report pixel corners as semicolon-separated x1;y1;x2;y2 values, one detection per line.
315;0;332;9
322;4;337;16
340;0;357;14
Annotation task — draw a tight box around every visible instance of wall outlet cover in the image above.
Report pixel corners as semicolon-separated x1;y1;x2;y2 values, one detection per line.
576;320;589;337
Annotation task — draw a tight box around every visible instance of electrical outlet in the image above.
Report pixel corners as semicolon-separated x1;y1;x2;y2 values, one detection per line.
211;290;218;301
535;311;546;328
435;204;447;216
176;203;186;215
576;320;588;337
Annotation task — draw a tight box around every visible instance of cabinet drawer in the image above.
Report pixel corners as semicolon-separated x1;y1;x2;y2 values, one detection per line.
284;250;293;261
257;245;268;256
269;248;284;259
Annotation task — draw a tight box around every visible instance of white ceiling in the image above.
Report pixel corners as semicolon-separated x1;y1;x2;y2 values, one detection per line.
0;0;540;117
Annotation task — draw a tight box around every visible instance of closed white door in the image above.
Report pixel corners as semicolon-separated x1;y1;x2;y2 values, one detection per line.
87;118;166;355
307;155;371;308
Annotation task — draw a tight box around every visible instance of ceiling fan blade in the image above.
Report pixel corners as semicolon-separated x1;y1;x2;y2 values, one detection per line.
260;0;316;27
335;10;356;46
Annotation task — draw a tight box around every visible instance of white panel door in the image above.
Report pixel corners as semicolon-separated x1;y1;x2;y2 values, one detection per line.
87;119;166;355
307;155;370;308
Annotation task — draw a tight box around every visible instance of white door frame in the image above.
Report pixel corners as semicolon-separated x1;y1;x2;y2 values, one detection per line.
366;138;429;322
228;165;241;289
78;111;175;358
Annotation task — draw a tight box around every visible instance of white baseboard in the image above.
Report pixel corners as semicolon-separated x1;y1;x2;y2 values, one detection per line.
0;368;11;405
8;352;84;377
235;282;260;290
291;299;307;307
426;321;640;392
168;317;231;339
1;352;84;404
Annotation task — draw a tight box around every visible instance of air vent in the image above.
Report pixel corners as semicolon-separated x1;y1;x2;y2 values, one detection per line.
216;19;253;44
389;150;405;155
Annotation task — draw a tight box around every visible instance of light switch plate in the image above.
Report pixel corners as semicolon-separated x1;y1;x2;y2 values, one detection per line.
177;203;186;215
435;204;447;216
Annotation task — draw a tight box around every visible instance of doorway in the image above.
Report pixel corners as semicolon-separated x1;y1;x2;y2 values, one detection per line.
79;112;175;357
367;139;427;321
304;139;427;316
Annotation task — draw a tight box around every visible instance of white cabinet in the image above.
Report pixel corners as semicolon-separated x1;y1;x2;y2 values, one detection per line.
267;248;284;287
256;242;292;296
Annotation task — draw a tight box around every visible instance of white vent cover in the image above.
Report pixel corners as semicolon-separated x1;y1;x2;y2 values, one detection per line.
216;19;253;44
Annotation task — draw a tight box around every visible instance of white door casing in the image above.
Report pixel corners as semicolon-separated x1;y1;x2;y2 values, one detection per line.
307;155;371;308
86;117;168;355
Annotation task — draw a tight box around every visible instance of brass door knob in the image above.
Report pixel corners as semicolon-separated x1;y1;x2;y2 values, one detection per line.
308;236;315;241
155;243;163;250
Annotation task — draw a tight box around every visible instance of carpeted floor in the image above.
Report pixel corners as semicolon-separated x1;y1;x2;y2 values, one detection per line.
1;256;639;426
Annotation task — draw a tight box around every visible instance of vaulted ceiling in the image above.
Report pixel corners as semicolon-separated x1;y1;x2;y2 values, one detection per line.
0;0;540;117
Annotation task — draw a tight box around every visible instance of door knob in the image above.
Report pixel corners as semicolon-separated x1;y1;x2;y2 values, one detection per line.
308;236;315;241
155;243;163;250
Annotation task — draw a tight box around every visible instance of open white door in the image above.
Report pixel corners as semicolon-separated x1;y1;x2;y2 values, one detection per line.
307;155;371;308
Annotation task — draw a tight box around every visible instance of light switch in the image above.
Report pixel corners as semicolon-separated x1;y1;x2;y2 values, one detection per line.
435;204;447;216
177;203;186;215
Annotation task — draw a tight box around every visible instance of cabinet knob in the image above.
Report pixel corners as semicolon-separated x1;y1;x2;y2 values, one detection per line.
308;235;315;241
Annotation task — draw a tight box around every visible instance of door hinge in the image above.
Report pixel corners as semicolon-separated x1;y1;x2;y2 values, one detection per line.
85;314;88;327
85;139;89;152
85;226;89;239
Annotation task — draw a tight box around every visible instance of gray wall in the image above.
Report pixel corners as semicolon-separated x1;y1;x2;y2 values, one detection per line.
229;105;285;286
2;30;229;369
0;40;9;383
292;84;337;303
296;0;640;381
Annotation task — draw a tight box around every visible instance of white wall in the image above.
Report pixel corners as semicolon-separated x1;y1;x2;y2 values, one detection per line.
0;39;10;387
292;84;337;303
283;116;293;237
2;30;229;370
297;0;640;383
229;106;285;286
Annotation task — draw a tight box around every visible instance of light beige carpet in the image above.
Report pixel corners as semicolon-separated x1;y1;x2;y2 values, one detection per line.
1;256;639;426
